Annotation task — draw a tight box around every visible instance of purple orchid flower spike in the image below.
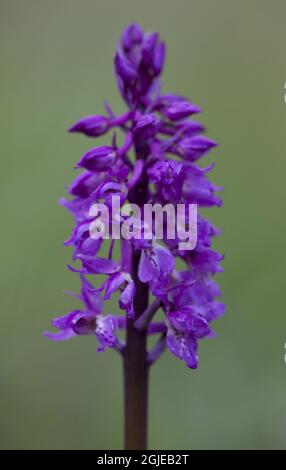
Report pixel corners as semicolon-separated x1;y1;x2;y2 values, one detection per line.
46;23;224;450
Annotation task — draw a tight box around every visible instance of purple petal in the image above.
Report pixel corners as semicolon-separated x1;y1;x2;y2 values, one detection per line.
95;315;118;352
44;329;76;341
69;115;109;137
104;273;126;300
127;159;144;189
119;279;135;316
167;329;198;369
122;23;143;51
80;275;103;313
71;312;96;335
177;136;218;161
138;244;174;283
75;255;120;275
134;114;160;139
114;52;137;83
76;146;116;172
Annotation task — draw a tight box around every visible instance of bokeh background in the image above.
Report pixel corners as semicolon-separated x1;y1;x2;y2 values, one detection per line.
1;0;286;450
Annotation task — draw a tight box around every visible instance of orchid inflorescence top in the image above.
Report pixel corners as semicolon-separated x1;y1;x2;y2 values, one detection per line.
45;24;225;369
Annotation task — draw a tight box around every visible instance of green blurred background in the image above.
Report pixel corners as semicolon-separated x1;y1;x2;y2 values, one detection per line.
1;0;286;450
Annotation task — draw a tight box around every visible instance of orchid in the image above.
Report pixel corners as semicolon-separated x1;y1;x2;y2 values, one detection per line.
45;24;224;449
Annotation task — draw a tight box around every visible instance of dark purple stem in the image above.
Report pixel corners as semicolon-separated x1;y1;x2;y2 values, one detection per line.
123;142;150;450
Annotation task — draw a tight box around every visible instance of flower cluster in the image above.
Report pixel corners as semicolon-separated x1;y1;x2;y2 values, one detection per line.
45;24;225;368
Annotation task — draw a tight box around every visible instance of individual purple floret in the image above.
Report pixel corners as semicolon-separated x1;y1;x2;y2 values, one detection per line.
45;23;225;449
